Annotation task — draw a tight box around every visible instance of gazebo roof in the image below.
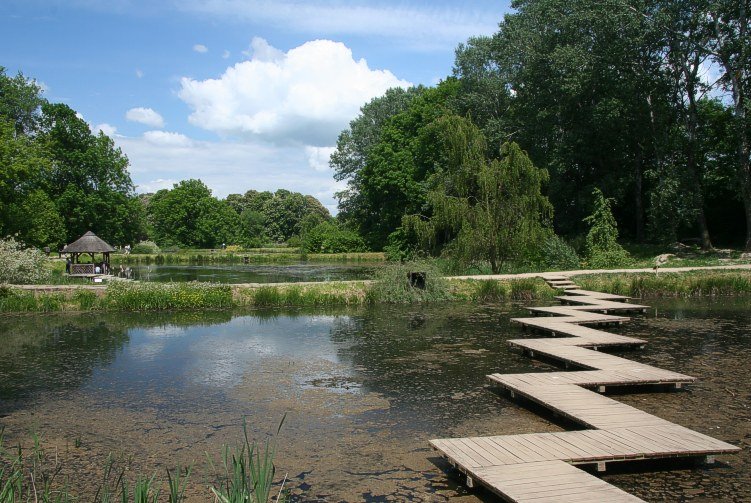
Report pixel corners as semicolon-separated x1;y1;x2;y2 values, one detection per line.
63;231;116;253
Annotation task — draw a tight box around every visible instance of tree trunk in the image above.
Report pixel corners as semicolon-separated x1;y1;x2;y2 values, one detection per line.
684;67;713;250
634;150;644;242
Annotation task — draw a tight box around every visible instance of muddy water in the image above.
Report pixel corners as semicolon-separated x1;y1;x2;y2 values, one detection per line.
0;298;748;502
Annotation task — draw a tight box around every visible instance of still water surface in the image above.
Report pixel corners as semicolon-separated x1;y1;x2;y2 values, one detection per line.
124;262;379;283
0;298;748;501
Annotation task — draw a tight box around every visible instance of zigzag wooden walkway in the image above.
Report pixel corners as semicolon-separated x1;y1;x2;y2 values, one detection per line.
430;274;740;502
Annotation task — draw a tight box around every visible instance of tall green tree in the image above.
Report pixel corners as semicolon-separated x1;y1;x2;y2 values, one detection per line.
405;116;552;273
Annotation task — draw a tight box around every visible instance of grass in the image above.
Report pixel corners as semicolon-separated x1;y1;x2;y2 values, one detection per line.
573;270;751;297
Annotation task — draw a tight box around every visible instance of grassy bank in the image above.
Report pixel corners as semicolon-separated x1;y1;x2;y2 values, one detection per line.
573;270;751;297
0;275;557;314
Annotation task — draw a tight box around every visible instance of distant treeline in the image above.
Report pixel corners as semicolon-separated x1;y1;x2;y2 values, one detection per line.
0;67;358;252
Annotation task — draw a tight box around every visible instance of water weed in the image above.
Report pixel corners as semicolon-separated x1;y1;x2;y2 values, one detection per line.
210;416;287;503
574;271;751;298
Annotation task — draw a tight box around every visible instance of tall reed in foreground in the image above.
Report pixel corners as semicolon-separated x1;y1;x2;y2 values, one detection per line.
209;416;287;503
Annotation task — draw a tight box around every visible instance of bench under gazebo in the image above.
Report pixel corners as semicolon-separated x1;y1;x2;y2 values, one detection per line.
63;231;116;276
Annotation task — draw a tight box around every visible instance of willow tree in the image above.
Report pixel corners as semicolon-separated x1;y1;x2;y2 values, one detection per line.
404;115;552;273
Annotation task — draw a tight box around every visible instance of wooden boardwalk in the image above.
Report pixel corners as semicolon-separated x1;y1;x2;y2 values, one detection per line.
430;275;740;502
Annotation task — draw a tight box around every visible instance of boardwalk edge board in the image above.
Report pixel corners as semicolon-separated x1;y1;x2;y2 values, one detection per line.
430;274;740;503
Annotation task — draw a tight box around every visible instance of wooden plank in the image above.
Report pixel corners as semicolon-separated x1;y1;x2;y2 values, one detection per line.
430;286;740;502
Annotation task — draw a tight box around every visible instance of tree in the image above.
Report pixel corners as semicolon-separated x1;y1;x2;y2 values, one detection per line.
336;81;461;248
147;179;215;247
39;103;140;245
0;67;45;136
404;116;552;273
261;189;331;243
584;188;632;267
708;0;751;249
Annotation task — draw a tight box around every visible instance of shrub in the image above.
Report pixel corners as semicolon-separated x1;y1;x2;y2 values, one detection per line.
383;227;418;262
366;259;453;303
0;236;47;284
583;189;632;268
538;234;580;270
301;222;367;254
131;240;161;254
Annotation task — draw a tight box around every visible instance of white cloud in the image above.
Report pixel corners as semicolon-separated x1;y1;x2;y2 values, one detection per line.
193;43;208;53
93;123;118;136
305;145;335;172
136;178;178;193
178;1;500;51
143;130;193;147
135;68;144;78
114;132;342;211
178;38;410;146
125;107;165;128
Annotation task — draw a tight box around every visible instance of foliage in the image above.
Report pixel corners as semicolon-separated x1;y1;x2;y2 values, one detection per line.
334;82;461;248
103;281;233;310
300;221;367;254
0;236;46;284
366;260;453;303
583;189;632;268
382;227;419;262
210;417;287;503
536;234;580;271
404;116;552;274
574;270;751;298
147;180;240;248
131;240;160;255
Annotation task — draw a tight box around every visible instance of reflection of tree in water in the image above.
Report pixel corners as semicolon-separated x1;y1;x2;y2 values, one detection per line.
0;310;234;413
326;303;532;428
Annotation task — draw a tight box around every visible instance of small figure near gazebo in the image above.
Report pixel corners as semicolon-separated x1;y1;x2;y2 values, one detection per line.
62;231;116;277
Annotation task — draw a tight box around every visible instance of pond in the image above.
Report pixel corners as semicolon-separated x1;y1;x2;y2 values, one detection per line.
0;298;748;502
120;262;379;283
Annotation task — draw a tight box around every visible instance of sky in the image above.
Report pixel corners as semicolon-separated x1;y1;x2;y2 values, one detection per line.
1;0;510;213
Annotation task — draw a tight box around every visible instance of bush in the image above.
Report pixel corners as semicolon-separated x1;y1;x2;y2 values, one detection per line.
0;236;47;284
301;222;367;254
383;227;418;262
130;240;161;254
539;234;580;270
366;260;452;303
583;189;632;268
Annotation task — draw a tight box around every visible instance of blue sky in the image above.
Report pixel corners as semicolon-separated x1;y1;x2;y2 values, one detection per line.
1;0;510;213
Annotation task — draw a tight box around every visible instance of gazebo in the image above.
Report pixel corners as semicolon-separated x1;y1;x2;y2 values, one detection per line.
63;231;116;275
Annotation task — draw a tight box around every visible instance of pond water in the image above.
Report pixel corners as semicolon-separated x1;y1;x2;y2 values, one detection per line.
121;262;379;283
0;298;748;502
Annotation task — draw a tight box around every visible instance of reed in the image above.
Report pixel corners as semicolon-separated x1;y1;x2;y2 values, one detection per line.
366;260;454;303
574;270;751;298
103;282;233;311
209;417;287;503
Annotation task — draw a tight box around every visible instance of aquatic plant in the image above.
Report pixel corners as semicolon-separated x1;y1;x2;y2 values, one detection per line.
210;417;287;503
103;281;233;310
574;270;751;297
366;260;453;303
166;465;191;503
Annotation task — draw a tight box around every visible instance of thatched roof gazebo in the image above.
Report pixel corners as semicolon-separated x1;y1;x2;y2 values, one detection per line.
63;231;116;276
